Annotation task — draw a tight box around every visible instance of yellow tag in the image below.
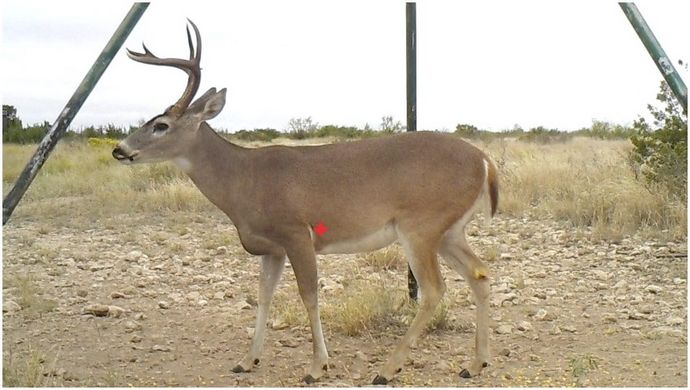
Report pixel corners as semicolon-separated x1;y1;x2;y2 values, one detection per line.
474;266;488;279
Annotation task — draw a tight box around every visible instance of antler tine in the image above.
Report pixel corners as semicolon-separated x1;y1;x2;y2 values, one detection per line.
187;18;202;64
126;19;202;117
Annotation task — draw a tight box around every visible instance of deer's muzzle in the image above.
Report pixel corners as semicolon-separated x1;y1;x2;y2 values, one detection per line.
112;145;137;163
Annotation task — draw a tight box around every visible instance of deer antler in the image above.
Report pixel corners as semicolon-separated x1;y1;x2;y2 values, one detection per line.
127;19;202;117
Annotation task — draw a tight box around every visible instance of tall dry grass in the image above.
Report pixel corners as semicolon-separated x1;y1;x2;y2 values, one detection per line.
480;137;686;240
2;136;686;239
3;141;211;220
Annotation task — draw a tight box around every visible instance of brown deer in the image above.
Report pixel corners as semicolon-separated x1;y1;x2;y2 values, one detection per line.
113;20;498;385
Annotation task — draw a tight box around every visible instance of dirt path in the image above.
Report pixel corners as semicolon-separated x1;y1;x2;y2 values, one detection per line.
3;210;687;387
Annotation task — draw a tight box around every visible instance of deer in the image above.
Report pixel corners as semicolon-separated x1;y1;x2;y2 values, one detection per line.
112;20;499;385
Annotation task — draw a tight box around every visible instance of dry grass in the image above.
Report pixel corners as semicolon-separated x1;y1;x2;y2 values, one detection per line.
480;137;686;240
272;279;452;337
321;281;404;336
3;141;211;219
3;273;58;315
3;136;685;239
2;345;60;387
358;245;405;271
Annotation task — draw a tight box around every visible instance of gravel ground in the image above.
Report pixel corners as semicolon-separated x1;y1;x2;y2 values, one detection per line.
2;209;687;387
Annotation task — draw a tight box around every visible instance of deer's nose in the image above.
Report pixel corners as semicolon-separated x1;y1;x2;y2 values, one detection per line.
112;145;136;162
112;146;126;160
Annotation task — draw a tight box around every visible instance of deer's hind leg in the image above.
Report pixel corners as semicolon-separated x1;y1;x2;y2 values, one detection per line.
373;227;446;385
439;224;490;378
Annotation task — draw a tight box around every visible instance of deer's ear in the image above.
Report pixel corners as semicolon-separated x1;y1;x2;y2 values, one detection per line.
188;88;226;120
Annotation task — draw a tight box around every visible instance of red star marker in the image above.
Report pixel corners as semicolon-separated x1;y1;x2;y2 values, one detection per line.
313;222;328;237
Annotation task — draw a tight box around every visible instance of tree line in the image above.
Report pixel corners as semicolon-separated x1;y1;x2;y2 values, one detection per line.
3;81;686;199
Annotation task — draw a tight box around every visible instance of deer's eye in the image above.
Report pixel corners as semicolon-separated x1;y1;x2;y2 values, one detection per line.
153;122;169;132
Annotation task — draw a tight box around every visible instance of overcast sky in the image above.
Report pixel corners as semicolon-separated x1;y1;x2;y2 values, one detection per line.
2;0;688;132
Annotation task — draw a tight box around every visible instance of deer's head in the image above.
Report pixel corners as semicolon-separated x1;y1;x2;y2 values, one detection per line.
113;20;226;165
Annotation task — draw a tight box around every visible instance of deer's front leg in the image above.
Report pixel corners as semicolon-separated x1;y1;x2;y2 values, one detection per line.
232;254;286;373
285;241;329;383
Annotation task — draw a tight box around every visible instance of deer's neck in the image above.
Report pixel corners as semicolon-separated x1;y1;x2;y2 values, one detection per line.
175;122;250;220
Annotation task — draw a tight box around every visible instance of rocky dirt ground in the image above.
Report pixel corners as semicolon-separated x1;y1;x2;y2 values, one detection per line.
2;209;687;387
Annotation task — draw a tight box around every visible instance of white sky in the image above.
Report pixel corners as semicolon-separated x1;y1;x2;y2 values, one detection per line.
1;0;688;132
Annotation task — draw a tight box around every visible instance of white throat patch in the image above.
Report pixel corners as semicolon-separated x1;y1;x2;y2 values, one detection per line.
173;157;193;173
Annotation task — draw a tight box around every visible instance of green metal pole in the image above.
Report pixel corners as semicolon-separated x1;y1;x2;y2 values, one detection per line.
619;2;687;114
406;2;417;133
406;2;419;301
3;3;149;225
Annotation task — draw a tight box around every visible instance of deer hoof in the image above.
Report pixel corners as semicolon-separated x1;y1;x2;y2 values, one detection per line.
372;374;389;385
231;365;247;373
303;374;317;384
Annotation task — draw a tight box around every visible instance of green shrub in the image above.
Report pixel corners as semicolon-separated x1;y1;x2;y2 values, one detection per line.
518;126;572;144
231;128;281;142
629;81;687;200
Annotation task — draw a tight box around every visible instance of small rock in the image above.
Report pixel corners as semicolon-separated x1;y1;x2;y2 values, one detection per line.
612;280;627;289
197;299;208;307
124;320;143;333
549;325;562;335
495;324;513;335
533;291;547;300
62;370;79;381
561;325;577;333
151;345;171;352
516;321;533;331
234;300;252;311
492;293;518;307
82;304;110;317
186;291;201;301
213;291;226;300
639;305;654;314
666;317;684;326
278;339;300;348
499;348;511;357
246;327;255;338
110;292;126;299
534;308;556;321
130;335;143;343
134;312;145;320
125;250;144;262
529;354;540;362
3;300;21;313
592;270;610;281
645;285;663;294
272;318;290;330
76;289;88;298
158;301;170;309
628;311;649;320
107;305;126;318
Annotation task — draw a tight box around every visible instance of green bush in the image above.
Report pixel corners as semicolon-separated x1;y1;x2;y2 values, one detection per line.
579;120;635;139
3;121;50;144
231;128;281;142
518;126;572;144
629;81;687;199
